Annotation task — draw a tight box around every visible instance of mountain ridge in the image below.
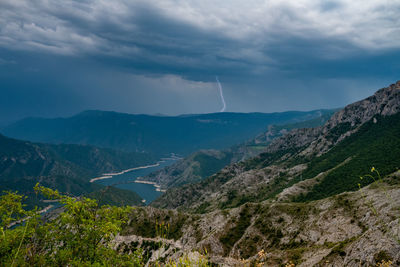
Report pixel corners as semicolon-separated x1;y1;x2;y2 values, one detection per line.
2;109;335;157
266;81;400;156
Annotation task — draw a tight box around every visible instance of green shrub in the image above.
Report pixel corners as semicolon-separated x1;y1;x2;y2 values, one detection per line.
219;205;252;255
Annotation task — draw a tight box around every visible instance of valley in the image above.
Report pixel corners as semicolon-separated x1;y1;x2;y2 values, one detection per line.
0;110;333;207
0;133;155;207
2;1;399;265
1;81;400;266
91;157;178;204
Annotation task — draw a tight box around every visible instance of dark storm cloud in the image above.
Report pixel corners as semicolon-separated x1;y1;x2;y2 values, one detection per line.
0;0;400;123
5;0;397;79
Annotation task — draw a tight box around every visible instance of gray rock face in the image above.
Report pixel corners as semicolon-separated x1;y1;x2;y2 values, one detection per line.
326;81;400;129
264;127;322;154
121;177;400;266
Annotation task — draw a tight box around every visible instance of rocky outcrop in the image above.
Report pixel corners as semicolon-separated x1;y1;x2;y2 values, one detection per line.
264;127;322;154
325;80;400;129
121;175;400;266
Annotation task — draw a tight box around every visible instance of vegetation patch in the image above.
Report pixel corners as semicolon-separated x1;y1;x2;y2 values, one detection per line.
296;114;400;201
121;208;188;240
236;234;260;259
254;218;283;248
86;186;144;207
374;251;393;264
327;237;358;258
219;205;253;256
192;153;233;178
241;148;302;171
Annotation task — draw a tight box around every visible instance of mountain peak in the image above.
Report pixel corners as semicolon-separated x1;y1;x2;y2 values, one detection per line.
262;80;400;156
326;81;400;129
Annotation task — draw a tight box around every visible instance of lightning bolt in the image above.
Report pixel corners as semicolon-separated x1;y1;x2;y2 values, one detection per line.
216;76;226;112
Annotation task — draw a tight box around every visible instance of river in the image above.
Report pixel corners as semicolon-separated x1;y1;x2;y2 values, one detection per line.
91;157;179;204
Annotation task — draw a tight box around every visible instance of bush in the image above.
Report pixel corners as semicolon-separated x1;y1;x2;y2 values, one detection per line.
0;185;142;266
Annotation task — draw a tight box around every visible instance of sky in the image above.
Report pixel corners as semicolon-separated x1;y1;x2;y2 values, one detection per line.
1;0;400;124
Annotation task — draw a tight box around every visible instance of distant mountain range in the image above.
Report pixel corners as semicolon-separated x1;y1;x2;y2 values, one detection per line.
1;110;334;157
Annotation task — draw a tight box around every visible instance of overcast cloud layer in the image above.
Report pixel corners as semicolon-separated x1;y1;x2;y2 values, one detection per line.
1;0;400;123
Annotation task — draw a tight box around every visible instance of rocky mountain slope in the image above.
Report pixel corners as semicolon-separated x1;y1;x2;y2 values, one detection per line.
152;81;400;213
1;110;330;157
117;171;400;266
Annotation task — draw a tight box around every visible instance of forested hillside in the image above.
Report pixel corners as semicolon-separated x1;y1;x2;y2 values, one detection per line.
0;134;152;206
